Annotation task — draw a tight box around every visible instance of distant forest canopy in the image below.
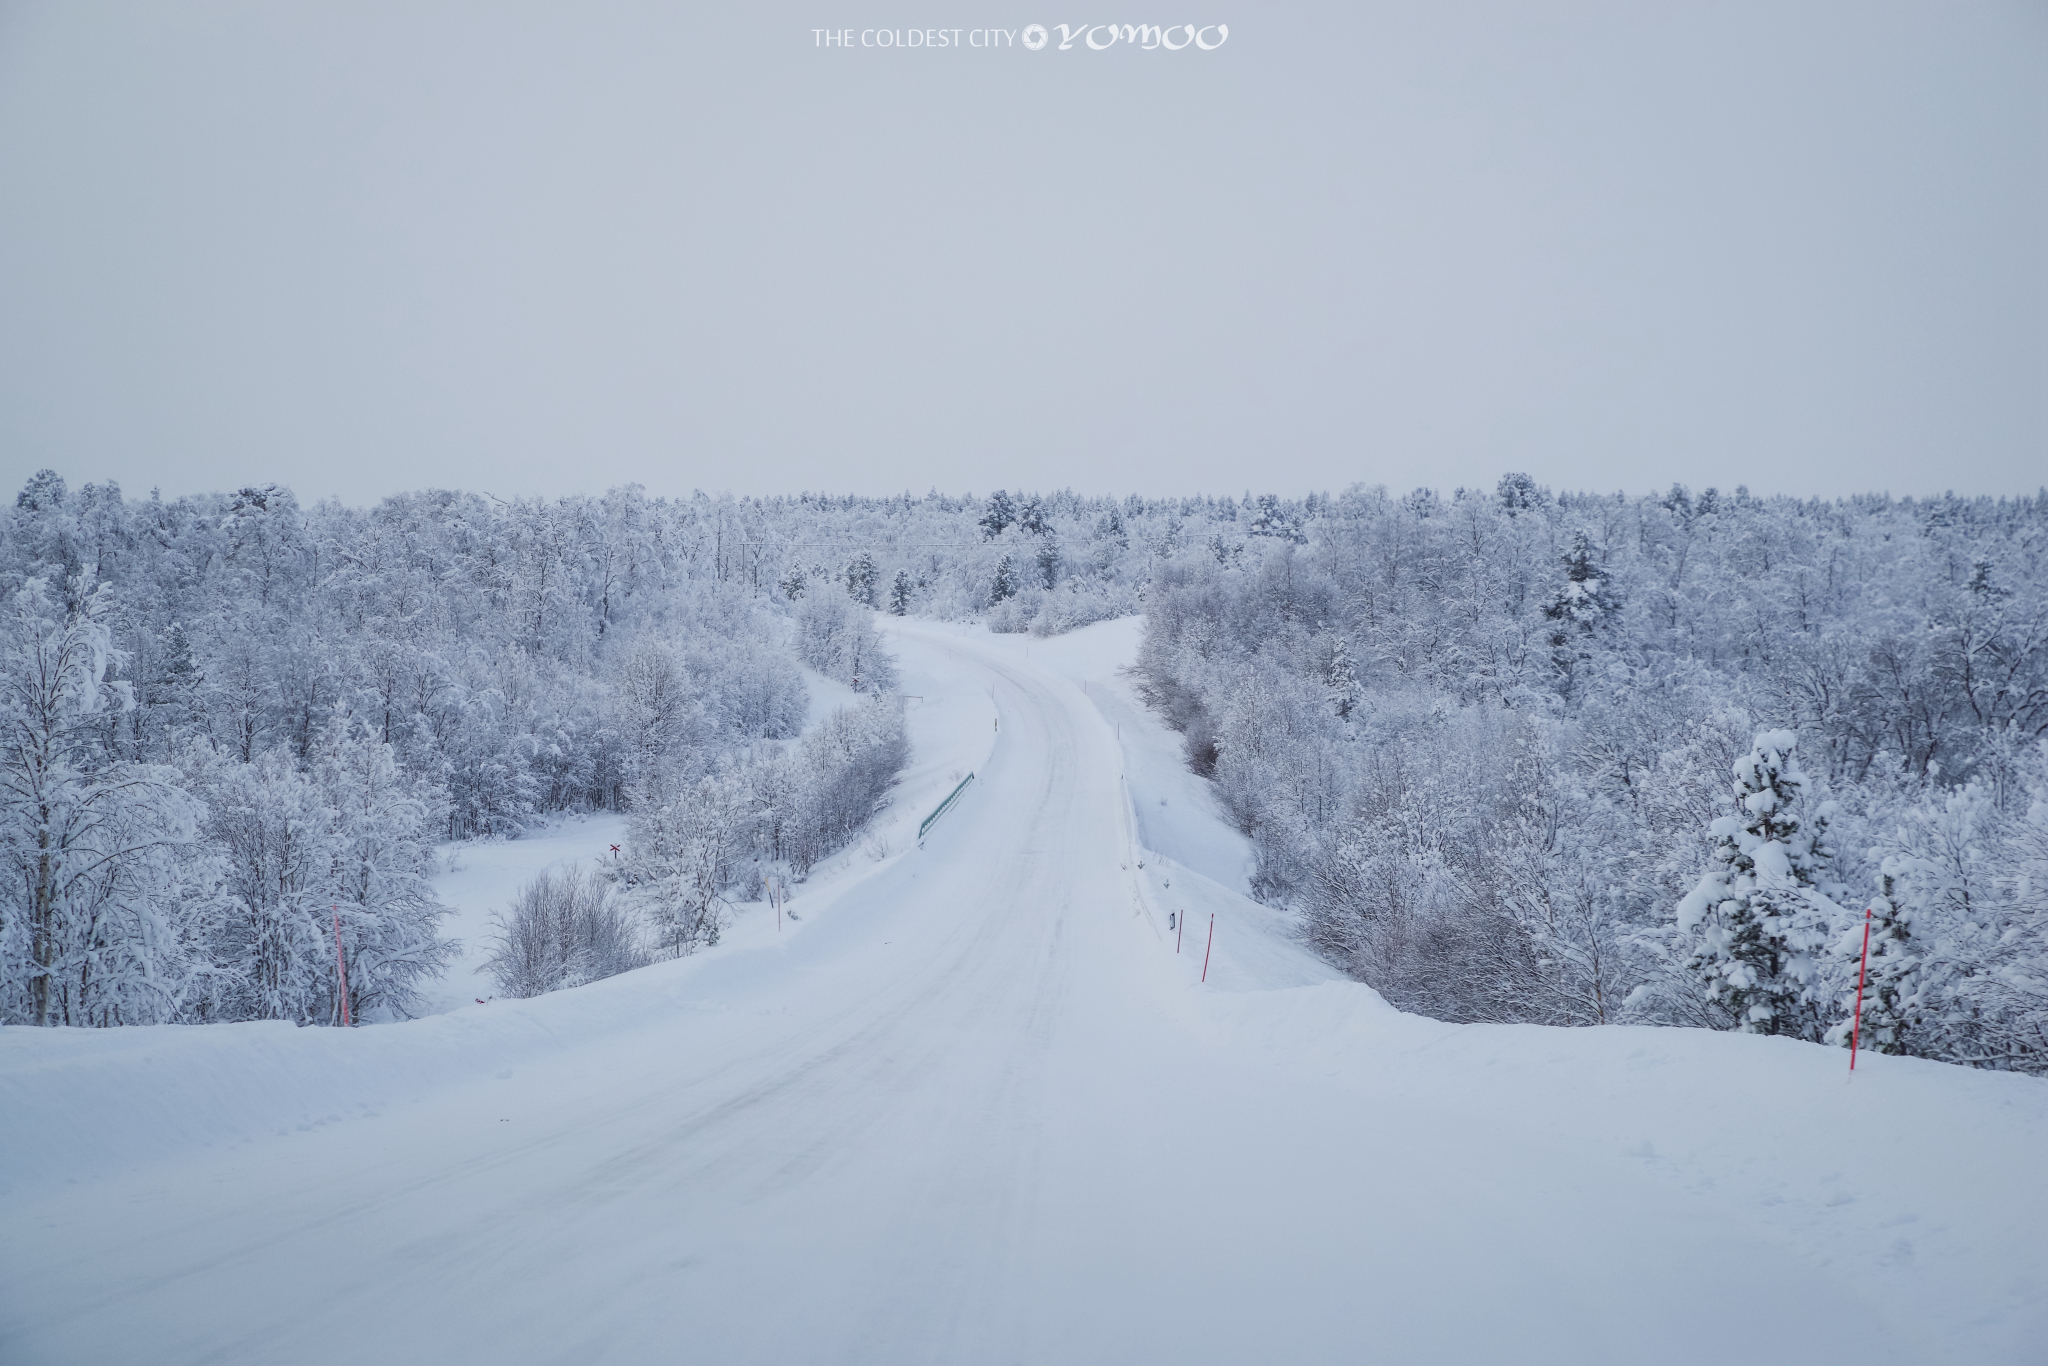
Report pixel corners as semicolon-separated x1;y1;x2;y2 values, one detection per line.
4;470;2044;1064
0;476;1182;840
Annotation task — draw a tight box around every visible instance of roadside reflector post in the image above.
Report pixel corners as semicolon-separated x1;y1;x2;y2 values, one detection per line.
1201;913;1214;983
1850;906;1873;1070
333;905;351;1027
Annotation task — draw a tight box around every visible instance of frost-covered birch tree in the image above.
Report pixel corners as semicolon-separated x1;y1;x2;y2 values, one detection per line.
0;577;218;1025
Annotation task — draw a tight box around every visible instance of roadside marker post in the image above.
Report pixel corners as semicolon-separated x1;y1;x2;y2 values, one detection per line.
1201;913;1214;983
1850;906;1873;1071
333;905;352;1027
1176;911;1183;954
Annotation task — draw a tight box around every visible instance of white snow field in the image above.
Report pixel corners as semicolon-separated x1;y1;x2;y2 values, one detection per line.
3;618;2045;1365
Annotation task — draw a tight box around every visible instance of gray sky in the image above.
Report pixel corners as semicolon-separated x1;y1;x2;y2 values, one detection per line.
1;1;2042;504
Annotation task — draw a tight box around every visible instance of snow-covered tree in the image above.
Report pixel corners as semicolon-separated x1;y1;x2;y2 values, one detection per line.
979;490;1016;539
310;721;458;1019
780;695;907;873
1098;504;1127;549
989;556;1017;604
1034;539;1061;591
1323;636;1359;721
1672;730;1846;1038
1830;775;2048;1070
1829;872;1920;1057
795;592;896;694
844;551;879;608
0;577;219;1025
1543;530;1619;699
889;570;912;616
184;723;453;1025
1496;471;1546;516
616;643;705;775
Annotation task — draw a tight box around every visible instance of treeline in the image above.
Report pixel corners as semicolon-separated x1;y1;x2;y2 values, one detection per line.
27;467;2037;1060
1137;479;2048;1072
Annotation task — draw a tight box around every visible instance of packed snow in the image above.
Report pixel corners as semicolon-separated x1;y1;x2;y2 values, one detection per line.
2;619;2044;1364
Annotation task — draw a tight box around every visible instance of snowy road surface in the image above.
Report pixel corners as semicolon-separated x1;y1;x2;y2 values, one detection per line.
4;621;2045;1364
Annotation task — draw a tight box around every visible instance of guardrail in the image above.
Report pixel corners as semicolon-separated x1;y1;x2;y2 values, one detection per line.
918;773;975;845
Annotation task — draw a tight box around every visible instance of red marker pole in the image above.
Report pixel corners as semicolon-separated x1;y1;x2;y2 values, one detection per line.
1849;906;1873;1071
1201;914;1214;983
333;905;352;1028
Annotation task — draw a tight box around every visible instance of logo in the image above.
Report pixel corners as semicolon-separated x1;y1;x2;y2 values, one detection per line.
810;23;1228;51
1035;24;1228;50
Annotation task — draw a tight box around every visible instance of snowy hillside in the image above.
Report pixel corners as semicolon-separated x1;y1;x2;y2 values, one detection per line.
2;619;2043;1365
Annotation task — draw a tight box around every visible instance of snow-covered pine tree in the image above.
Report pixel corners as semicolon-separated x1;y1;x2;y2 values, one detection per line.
1496;471;1545;516
1673;730;1845;1039
979;491;1016;539
1323;636;1360;721
778;563;807;600
1034;539;1061;590
889;570;912;616
1543;530;1619;699
989;556;1017;604
844;552;879;608
1826;872;1920;1057
1100;505;1127;549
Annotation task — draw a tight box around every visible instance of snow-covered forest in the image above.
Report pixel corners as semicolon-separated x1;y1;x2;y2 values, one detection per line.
0;476;1041;1025
0;473;1198;1025
1135;478;2048;1072
7;469;2046;1076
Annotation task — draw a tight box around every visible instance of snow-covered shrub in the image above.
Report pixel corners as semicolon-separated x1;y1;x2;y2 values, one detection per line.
779;695;908;875
1028;581;1138;637
623;767;749;956
483;866;645;998
619;693;908;950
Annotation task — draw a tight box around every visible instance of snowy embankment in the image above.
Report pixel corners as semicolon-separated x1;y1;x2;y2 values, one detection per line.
1004;620;2048;1357
1;618;2044;1366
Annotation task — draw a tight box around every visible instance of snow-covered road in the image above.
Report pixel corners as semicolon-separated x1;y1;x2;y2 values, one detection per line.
3;622;2044;1364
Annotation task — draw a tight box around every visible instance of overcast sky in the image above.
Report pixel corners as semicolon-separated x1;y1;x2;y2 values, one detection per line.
0;1;2041;505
